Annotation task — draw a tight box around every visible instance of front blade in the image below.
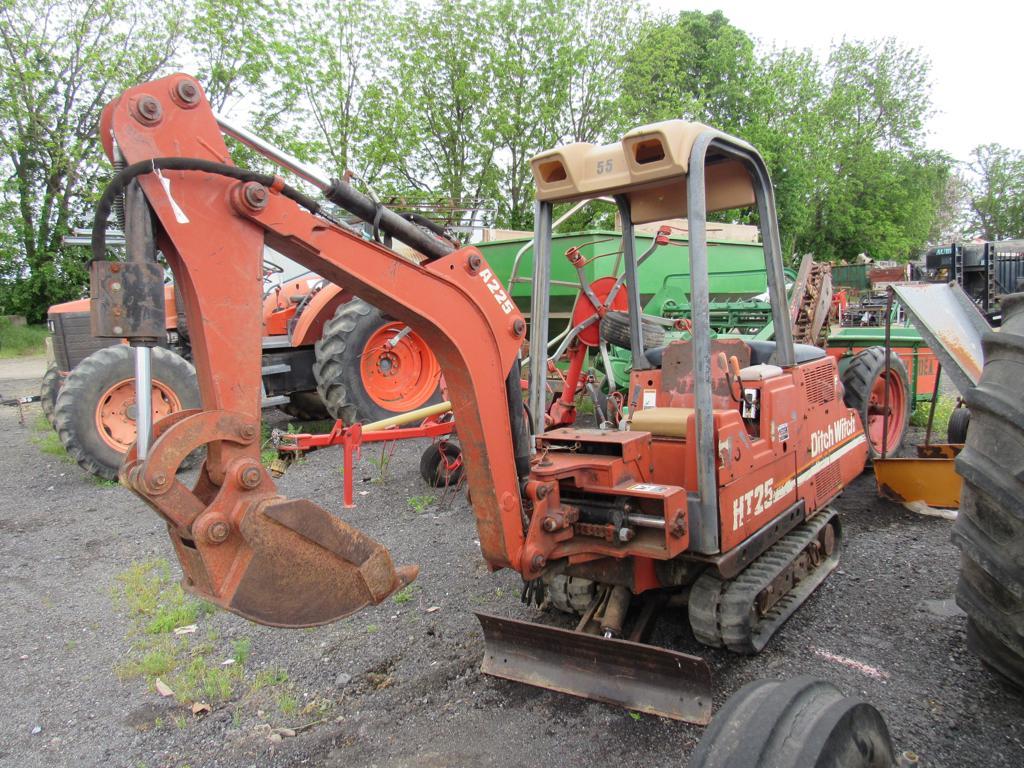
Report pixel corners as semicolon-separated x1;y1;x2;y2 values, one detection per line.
476;612;712;724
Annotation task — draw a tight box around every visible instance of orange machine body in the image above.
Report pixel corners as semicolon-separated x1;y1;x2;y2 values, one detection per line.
97;74;869;628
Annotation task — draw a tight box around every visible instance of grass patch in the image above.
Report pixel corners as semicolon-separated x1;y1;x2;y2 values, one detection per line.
112;559;253;707
250;667;288;691
392;585;416;605
277;692;299;717
407;494;435;514
910;395;957;430
32;429;71;459
0;319;48;358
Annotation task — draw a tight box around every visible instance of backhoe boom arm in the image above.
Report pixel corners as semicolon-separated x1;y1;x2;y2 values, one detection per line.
94;75;528;626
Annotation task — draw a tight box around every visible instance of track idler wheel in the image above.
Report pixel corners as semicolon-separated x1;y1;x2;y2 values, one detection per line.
689;677;896;768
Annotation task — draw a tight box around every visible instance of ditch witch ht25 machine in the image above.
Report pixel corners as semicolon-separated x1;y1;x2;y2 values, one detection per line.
92;76;867;726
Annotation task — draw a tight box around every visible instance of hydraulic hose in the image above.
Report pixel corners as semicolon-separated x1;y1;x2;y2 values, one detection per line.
91;158;323;263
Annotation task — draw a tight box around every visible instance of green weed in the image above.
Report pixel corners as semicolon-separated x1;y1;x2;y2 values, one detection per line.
392;585;416;605
232;637;251;665
277;692;298;717
250;667;289;691
407;494;435;513
910;394;957;431
32;429;71;460
366;624;380;634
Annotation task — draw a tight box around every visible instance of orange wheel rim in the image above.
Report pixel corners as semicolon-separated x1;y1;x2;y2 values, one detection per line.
94;378;183;453
359;322;440;412
866;370;907;453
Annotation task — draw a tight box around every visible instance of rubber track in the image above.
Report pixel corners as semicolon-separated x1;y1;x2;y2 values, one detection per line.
690;511;840;655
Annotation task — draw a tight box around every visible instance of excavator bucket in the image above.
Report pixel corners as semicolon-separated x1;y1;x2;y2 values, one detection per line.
475;613;713;724
174;498;418;628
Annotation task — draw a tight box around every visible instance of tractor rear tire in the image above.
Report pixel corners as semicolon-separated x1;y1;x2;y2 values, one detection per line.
40;364;64;425
542;573;597;615
313;298;442;424
599;310;666;350
947;406;970;444
840;346;910;458
279;390;330;422
689;677;896;768
953;292;1024;689
53;345;200;481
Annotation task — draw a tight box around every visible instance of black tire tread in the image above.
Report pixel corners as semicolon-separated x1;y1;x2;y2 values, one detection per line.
953;292;1024;688
53;346;199;480
542;573;596;615
689;677;895;768
40;364;63;425
688;512;841;654
840;346;910;458
599;310;666;350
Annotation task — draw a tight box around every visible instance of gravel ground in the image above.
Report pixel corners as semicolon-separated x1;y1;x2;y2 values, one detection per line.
1;361;1022;768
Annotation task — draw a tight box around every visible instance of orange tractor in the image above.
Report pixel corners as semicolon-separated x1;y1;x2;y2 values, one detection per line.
42;241;443;480
91;75;889;757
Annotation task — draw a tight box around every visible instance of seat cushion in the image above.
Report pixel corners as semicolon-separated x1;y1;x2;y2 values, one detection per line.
629;407;694;438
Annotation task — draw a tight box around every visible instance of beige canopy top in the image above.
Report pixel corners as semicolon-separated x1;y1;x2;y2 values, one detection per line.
530;120;757;225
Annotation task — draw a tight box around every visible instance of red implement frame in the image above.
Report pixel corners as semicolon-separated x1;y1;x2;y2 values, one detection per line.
277;418;455;507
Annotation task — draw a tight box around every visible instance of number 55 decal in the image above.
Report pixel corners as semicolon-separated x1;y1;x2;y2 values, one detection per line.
596;159;613;174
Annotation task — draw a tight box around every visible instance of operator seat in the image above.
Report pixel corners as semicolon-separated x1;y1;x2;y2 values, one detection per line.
640;340;826;370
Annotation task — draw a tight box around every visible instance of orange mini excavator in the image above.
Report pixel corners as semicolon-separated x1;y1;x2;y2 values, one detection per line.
91;75;868;726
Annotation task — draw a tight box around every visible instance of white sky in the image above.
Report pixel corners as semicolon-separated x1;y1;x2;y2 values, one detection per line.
652;0;1023;164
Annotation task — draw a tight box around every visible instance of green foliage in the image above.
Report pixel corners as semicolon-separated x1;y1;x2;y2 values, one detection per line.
0;0;184;321
0;319;47;357
407;495;436;514
392;584;416;604
968;144;1024;240
0;1;961;323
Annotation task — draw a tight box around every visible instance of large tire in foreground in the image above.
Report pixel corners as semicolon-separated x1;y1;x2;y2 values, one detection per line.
689;677;895;768
40;364;64;425
840;346;910;458
53;345;200;480
599;310;666;350
313;298;442;424
953;292;1024;688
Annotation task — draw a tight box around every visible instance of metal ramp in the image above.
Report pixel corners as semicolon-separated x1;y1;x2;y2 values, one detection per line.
890;282;989;395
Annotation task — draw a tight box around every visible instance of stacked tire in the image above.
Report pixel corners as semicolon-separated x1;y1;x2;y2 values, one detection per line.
953;292;1024;688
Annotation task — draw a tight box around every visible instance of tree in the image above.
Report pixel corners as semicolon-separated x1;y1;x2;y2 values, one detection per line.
968;143;1024;240
187;0;293;114
0;0;181;321
798;39;949;261
619;10;754;130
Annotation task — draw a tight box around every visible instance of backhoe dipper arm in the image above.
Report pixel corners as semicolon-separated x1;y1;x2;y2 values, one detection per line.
94;75;529;627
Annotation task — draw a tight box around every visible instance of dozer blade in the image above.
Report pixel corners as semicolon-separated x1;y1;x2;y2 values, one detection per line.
475;612;712;724
178;498;418;628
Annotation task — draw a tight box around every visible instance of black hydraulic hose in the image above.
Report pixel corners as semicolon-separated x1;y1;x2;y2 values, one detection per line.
398;211;458;246
91;158;324;262
323;179;456;262
505;360;531;480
